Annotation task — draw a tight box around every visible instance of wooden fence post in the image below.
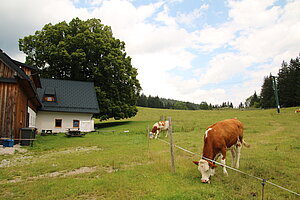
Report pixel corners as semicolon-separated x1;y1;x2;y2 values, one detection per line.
168;117;175;173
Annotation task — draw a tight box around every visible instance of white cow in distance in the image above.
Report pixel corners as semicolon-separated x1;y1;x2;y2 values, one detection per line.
149;121;169;139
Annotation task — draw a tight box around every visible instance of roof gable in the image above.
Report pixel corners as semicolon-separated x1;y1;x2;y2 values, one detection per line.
37;78;100;114
0;49;30;81
0;49;42;107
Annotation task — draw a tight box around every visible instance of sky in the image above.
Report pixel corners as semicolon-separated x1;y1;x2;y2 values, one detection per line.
1;0;300;107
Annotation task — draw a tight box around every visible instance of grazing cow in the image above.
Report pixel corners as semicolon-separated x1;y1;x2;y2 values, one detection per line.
149;121;169;139
295;109;300;113
193;119;250;183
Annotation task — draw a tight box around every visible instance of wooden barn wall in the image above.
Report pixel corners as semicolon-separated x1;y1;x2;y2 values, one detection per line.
21;66;32;76
0;82;17;138
0;61;27;139
0;60;15;78
15;87;27;139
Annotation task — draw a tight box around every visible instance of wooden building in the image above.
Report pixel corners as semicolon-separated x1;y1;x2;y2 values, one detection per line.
0;49;41;140
1;49;99;141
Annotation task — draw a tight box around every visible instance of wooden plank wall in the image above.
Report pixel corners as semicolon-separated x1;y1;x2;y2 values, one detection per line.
0;61;25;139
22;66;31;76
0;60;15;78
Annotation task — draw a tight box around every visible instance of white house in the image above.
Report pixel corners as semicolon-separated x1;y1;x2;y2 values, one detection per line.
36;78;99;133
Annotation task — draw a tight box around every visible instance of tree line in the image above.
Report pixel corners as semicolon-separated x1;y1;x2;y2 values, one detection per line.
246;56;300;109
137;94;234;110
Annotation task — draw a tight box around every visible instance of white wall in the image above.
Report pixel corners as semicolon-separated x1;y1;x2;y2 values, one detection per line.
28;106;36;128
36;111;94;133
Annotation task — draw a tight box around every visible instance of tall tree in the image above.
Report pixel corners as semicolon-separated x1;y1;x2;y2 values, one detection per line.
294;58;300;105
199;101;209;110
239;102;244;109
260;75;276;108
245;91;261;108
277;58;300;107
19;18;141;120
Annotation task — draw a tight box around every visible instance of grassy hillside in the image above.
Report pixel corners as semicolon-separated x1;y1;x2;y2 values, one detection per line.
1;107;299;199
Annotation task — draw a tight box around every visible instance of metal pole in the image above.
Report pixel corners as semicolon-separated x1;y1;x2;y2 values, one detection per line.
271;76;280;113
168;117;175;173
147;125;150;157
261;179;266;200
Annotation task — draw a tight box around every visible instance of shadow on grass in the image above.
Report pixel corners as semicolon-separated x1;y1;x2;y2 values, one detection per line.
94;121;132;129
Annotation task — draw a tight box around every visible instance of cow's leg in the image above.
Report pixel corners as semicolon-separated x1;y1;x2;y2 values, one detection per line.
212;153;221;176
155;130;160;139
165;129;168;137
214;153;221;161
230;147;237;168
221;149;228;176
235;145;242;169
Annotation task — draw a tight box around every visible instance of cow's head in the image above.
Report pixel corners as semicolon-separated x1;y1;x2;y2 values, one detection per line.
149;132;153;139
193;159;217;183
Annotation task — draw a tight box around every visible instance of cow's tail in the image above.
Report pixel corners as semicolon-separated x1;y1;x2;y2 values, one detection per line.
238;136;250;148
242;139;250;148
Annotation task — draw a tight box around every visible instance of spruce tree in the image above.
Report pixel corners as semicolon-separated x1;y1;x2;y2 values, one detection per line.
278;58;300;107
294;57;300;105
260;75;276;108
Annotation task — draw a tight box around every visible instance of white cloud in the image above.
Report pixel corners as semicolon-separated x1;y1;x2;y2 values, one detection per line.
1;0;299;107
227;0;281;28
199;53;255;86
155;5;178;27
88;0;203;104
196;23;237;51
176;4;209;26
0;0;90;60
192;0;300;105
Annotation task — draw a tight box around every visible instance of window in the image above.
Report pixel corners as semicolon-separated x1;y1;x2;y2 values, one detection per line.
44;87;56;102
73;120;80;128
44;96;55;102
55;119;62;128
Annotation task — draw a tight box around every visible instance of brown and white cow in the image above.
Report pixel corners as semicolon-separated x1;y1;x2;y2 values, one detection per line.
149;121;169;139
193;119;250;183
295;109;300;113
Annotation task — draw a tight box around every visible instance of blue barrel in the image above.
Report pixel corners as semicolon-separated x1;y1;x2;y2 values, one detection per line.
3;139;14;147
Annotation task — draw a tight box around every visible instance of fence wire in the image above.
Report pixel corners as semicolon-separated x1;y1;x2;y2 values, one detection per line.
156;138;300;197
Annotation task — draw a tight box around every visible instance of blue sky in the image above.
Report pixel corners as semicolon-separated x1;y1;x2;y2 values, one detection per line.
1;0;300;106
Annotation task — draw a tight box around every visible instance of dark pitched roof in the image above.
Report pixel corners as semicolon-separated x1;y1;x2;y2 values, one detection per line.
13;59;39;71
0;49;42;107
37;78;100;114
0;49;30;81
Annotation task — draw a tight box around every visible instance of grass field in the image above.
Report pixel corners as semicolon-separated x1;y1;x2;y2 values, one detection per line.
0;107;299;199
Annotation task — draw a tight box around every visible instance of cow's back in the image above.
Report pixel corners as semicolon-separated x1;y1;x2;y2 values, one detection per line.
208;119;244;148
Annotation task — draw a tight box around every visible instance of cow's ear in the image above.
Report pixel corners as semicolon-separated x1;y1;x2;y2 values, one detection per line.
192;161;199;166
208;161;217;169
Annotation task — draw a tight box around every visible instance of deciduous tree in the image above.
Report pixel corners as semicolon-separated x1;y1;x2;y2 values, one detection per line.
19;18;141;120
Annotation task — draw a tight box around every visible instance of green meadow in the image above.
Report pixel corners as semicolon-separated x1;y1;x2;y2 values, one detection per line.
0;107;299;200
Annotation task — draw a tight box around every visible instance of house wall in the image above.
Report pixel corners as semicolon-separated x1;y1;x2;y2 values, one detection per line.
36;111;94;133
28;107;36;128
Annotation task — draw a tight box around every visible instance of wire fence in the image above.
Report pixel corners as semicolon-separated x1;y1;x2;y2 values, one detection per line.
156;138;300;198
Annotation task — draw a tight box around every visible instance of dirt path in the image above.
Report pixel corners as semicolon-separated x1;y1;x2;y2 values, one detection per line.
0;146;103;168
